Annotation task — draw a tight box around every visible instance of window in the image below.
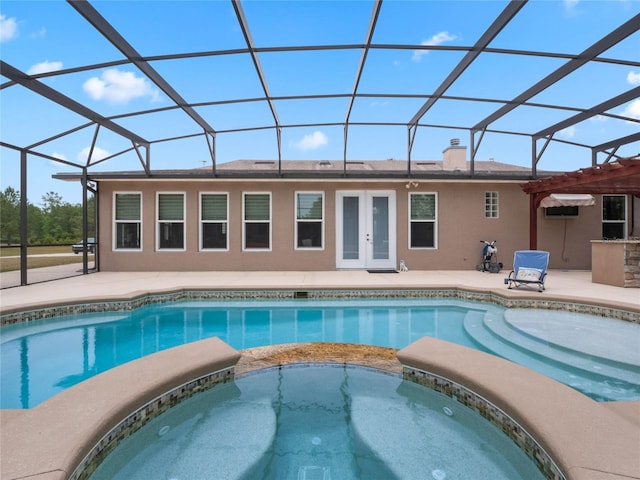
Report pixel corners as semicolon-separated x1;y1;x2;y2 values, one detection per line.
295;192;324;249
157;193;185;250
243;193;271;250
409;193;437;248
114;193;142;250
485;191;499;218
200;193;228;250
602;195;626;239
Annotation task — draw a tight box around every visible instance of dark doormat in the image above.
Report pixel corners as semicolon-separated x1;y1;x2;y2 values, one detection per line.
367;269;398;273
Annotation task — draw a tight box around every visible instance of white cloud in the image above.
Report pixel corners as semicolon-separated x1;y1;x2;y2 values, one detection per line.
627;71;640;86
564;0;580;14
412;31;457;61
294;131;328;151
622;99;640;120
83;69;160;104
49;152;68;168
558;126;576;138
589;114;607;123
28;60;63;75
78;146;111;163
30;27;46;39
0;14;18;42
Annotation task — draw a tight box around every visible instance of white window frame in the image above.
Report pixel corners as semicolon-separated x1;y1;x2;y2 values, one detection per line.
602;194;627;240
112;192;142;252
485;191;499;218
408;192;438;250
199;192;229;251
242;192;272;251
156;192;186;252
294;191;324;250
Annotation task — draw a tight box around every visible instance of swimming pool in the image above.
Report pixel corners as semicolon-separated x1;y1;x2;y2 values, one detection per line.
1;298;638;408
87;364;545;480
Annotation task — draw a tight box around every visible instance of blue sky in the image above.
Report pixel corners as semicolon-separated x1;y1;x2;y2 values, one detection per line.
1;0;639;205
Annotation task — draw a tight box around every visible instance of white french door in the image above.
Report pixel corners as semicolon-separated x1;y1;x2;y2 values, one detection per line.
335;190;396;270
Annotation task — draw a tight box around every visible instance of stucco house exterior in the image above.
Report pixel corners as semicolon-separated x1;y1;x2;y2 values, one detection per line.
60;143;635;273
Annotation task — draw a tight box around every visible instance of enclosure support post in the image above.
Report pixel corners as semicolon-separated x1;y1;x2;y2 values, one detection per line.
20;149;28;286
81;167;89;274
529;194;538;250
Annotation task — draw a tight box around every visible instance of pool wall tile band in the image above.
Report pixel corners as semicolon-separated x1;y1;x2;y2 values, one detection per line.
403;366;565;480
1;288;638;326
68;367;235;480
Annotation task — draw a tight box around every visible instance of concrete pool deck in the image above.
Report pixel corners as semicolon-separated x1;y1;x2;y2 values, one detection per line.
1;269;639;480
1;268;639;314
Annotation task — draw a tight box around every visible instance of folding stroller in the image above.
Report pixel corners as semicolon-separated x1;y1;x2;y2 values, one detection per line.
504;250;550;292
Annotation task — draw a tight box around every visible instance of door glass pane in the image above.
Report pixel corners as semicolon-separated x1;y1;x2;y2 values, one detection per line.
372;196;389;260
343;196;359;260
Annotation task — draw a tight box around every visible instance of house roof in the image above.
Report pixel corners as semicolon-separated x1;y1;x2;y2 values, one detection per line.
54;158;561;183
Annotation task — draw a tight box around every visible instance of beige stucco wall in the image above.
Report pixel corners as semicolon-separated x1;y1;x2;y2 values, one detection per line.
537;196;602;270
97;179;600;272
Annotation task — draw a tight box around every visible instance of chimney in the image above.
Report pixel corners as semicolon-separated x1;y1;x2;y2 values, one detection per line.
442;138;467;171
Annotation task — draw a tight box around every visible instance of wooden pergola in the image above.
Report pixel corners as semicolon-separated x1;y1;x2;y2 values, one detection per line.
522;156;640;249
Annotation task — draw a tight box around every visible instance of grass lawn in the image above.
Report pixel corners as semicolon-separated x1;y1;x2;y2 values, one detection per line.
0;246;93;272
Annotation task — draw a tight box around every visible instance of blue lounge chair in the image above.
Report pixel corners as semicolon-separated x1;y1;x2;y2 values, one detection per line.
505;250;550;292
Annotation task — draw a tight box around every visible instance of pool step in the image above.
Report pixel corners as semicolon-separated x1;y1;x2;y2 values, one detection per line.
482;311;639;384
463;311;640;401
503;309;639;367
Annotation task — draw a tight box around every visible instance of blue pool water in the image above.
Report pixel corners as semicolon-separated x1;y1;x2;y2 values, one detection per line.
1;298;639;408
88;364;545;480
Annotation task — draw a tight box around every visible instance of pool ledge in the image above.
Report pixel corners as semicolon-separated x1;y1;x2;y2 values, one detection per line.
0;337;241;480
398;337;640;480
2;339;639;480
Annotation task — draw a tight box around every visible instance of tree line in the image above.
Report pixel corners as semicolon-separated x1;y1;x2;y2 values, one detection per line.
0;187;95;246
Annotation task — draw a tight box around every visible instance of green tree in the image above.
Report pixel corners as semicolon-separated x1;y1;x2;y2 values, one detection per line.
40;191;83;244
0;187;21;245
27;204;44;244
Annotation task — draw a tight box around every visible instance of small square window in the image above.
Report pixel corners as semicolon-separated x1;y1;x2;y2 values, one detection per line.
485;192;498;218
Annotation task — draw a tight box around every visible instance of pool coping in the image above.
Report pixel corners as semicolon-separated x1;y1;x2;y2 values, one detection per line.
1;339;639;480
2;285;639;326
